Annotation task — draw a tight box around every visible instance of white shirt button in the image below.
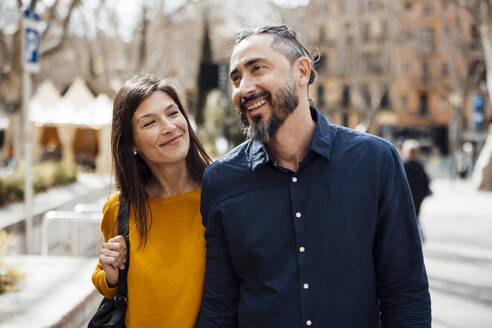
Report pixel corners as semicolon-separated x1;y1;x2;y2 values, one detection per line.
299;246;305;253
303;283;309;289
296;212;302;218
292;177;298;183
306;320;312;326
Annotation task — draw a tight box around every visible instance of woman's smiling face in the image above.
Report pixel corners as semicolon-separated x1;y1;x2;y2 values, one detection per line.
131;90;190;167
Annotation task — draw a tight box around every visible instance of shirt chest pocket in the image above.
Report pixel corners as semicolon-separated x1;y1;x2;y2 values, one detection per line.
217;196;295;267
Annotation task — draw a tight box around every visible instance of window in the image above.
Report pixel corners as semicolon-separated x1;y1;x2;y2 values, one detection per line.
360;85;371;107
439;97;447;112
363;0;376;11
423;0;432;17
468;60;485;81
419;28;434;52
419;93;429;115
380;86;390;108
342;85;350;108
317;84;325;107
400;29;412;42
401;95;409;111
471;24;481;49
441;63;449;77
314;54;327;74
471;24;480;39
381;20;388;40
403;62;411;74
364;52;383;74
363;22;370;42
345;23;353;45
319;26;326;42
422;61;431;83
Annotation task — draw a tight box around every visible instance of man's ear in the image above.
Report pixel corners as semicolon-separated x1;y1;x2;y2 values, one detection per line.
295;57;312;87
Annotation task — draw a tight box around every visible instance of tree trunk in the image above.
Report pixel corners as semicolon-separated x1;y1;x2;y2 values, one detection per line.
474;5;492;190
472;123;492;190
480;20;492;107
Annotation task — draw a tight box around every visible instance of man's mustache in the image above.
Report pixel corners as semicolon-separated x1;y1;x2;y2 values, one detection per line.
240;91;270;108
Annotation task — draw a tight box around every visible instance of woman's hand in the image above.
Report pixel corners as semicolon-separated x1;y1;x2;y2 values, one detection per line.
99;235;127;287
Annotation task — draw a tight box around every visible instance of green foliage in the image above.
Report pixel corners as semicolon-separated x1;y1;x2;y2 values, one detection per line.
0;160;77;206
53;161;77;185
0;229;25;294
198;91;245;158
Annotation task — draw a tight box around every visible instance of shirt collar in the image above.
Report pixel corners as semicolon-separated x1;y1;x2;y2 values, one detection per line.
247;107;334;172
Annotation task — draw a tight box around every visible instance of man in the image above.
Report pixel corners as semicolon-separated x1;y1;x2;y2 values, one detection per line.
402;139;432;242
198;25;431;327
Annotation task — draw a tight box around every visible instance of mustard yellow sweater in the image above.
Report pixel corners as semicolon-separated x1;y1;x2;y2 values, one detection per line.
92;189;205;328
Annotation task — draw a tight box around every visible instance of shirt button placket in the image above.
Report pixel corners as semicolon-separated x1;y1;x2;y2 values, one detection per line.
290;174;310;327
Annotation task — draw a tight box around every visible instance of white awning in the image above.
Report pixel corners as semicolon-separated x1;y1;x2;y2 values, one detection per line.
30;77;113;129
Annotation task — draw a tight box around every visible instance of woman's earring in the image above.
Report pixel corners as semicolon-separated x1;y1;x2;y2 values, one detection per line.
133;150;138;156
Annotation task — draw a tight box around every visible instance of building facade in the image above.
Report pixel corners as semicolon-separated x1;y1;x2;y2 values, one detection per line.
300;0;490;155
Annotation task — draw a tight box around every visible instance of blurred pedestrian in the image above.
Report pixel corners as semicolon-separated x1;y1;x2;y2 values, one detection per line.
402;139;432;242
91;75;211;327
456;142;474;179
198;25;431;328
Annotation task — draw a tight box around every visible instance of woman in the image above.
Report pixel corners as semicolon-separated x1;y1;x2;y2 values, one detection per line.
92;75;212;327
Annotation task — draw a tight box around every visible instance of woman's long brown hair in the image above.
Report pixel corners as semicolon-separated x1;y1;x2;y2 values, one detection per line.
111;75;212;247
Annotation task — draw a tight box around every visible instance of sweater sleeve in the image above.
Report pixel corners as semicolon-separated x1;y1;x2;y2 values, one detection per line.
91;192;120;299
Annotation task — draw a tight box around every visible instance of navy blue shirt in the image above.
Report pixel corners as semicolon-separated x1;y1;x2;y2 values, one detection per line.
198;108;431;328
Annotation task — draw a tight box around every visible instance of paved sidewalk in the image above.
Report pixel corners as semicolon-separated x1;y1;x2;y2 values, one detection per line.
0;173;110;327
0;173;112;255
421;177;492;328
0;255;102;328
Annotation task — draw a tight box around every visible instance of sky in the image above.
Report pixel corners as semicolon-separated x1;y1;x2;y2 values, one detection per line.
117;0;309;17
114;0;309;41
0;0;309;39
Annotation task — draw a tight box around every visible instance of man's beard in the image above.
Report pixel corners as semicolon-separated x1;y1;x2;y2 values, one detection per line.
240;75;299;143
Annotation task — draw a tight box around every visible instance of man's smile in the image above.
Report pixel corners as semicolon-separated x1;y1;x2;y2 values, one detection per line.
245;98;267;111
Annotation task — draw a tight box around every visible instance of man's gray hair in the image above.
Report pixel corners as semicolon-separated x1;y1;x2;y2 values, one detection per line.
234;25;317;85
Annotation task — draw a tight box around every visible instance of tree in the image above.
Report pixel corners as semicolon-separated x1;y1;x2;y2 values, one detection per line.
444;0;492;189
445;0;492;108
0;0;81;114
345;0;399;132
0;0;81;162
436;0;486;159
195;16;213;126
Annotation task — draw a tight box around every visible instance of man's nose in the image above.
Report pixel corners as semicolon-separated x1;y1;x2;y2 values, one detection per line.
238;76;256;98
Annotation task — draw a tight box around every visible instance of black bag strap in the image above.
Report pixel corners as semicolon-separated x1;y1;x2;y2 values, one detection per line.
115;195;130;304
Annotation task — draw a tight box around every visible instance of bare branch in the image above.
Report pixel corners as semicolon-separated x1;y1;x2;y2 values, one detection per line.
0;35;10;81
445;0;483;21
466;61;486;86
29;0;38;10
41;0;61;39
137;3;149;69
40;0;81;59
